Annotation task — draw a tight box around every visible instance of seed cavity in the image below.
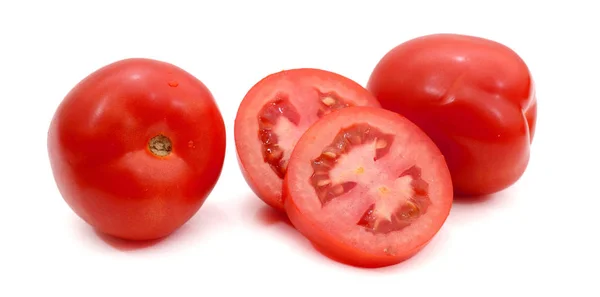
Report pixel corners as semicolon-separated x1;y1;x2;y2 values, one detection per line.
309;123;395;206
306;122;432;234
356;165;432;234
257;95;301;178
258;91;357;179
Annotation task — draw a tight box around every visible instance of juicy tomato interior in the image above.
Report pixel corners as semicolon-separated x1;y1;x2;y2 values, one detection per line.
235;68;381;211
284;107;453;268
257;87;353;178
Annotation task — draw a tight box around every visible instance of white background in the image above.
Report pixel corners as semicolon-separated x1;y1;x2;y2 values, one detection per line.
1;0;598;296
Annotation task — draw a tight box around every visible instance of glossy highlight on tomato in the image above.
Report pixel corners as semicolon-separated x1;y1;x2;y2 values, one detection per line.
234;68;381;211
284;107;453;268
367;33;537;196
47;58;226;241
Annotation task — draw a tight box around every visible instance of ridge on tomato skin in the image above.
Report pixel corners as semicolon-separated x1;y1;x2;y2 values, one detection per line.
283;106;453;268
367;33;537;197
234;68;381;212
47;58;226;241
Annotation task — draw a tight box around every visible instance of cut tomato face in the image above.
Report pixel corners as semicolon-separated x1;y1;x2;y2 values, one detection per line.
234;68;381;211
283;107;453;268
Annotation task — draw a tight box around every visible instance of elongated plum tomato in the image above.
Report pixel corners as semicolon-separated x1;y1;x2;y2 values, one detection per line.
283;107;453;268
367;33;537;196
234;68;381;211
47;58;226;241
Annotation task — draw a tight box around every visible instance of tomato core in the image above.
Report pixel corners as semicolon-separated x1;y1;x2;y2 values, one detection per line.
148;134;172;157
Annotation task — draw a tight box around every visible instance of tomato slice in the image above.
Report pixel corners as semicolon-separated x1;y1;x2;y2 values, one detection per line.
234;68;381;211
283;106;453;268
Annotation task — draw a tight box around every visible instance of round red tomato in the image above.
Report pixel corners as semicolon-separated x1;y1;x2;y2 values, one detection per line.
47;58;226;241
234;68;381;211
367;33;537;196
284;107;453;268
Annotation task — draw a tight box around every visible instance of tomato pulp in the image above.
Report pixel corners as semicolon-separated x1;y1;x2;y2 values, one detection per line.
367;33;537;196
284;107;453;268
234;68;381;211
47;58;226;241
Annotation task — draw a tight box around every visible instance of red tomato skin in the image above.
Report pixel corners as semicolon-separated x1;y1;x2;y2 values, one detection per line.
47;58;226;241
367;33;537;196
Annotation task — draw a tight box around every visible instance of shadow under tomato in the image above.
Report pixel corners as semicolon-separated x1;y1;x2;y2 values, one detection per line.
94;230;166;251
446;186;521;230
249;195;428;271
254;204;293;228
164;202;229;243
452;183;523;205
308;229;450;272
452;192;498;205
90;202;228;252
307;242;390;270
245;196;326;258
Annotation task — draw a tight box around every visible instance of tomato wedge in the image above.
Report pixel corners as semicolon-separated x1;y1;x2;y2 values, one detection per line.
284;107;453;267
234;68;381;211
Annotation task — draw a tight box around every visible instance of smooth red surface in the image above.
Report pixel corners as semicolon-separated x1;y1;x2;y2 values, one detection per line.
367;34;537;196
47;58;226;240
284;107;453;268
235;68;380;211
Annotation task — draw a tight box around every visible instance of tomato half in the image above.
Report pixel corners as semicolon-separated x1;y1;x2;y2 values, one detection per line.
47;58;226;241
283;107;453;268
367;33;537;196
234;68;381;211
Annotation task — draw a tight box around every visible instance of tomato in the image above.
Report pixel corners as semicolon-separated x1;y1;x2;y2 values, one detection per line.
366;33;537;196
283;106;453;268
47;58;226;241
234;68;381;211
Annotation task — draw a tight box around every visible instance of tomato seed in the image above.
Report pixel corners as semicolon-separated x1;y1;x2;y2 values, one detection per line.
316;92;350;118
317;179;332;187
322;151;337;159
321;96;336;106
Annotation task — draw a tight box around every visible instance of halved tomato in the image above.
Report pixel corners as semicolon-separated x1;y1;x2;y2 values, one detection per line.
234;68;381;211
283;106;453;268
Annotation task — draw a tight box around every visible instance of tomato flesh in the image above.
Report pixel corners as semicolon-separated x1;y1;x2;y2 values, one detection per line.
47;58;226;241
235;68;381;211
366;33;537;196
284;107;453;268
